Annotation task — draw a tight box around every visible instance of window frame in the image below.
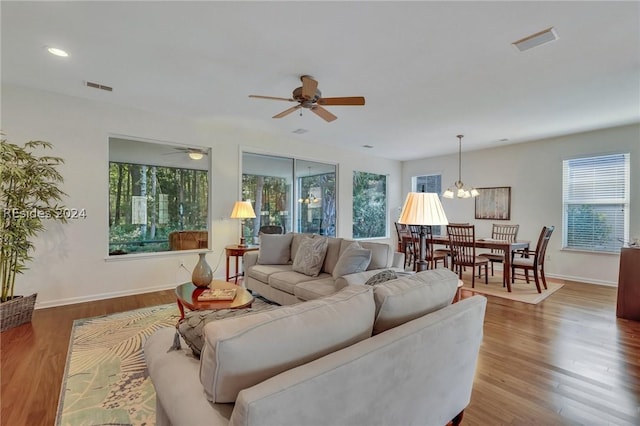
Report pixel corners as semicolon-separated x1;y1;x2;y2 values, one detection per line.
108;136;211;257
562;152;630;253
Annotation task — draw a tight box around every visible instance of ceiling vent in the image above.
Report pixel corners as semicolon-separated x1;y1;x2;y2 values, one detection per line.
85;81;113;92
292;128;308;134
512;27;558;52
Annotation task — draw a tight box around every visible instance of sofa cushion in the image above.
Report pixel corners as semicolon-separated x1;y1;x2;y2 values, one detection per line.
332;242;372;278
294;277;343;301
292;236;329;277
199;285;375;403
360;241;393;270
246;264;293;283
365;269;398;285
258;233;293;264
321;237;344;275
372;268;458;335
269;271;330;295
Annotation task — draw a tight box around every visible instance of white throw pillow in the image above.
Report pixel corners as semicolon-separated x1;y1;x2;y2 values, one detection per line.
257;233;293;264
332;242;372;278
199;285;375;403
292;236;329;276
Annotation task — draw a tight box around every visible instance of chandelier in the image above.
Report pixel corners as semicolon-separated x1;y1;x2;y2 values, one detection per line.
443;134;479;199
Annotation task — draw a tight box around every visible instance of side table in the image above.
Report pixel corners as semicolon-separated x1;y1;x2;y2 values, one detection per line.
225;244;259;283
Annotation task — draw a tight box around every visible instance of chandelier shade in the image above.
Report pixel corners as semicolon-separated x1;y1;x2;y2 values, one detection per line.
443;135;479;199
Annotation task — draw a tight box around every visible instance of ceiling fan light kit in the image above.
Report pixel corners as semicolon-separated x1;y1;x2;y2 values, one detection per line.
443;134;479;199
249;75;365;122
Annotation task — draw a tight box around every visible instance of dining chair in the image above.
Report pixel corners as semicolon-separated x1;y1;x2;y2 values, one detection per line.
511;226;555;293
478;223;520;282
446;224;488;288
395;222;414;269
423;225;448;269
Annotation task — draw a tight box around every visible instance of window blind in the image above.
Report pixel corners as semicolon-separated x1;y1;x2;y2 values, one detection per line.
562;153;630;252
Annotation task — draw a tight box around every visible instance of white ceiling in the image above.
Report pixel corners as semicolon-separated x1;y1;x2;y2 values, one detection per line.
2;1;639;161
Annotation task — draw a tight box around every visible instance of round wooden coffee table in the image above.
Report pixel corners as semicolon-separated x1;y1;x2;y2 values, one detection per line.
175;280;254;320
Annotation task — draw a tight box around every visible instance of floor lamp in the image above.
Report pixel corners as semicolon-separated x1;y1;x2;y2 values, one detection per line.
230;201;256;247
398;192;449;272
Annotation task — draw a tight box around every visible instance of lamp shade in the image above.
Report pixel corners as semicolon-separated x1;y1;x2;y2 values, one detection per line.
230;201;256;219
398;192;449;226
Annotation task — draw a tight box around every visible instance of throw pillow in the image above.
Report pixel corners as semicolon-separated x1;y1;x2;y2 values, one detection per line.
332;242;372;278
365;269;398;285
199;285;375;403
257;233;293;264
292;236;329;277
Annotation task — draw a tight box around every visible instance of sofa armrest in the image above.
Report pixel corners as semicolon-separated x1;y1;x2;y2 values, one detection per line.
144;328;234;426
243;251;259;269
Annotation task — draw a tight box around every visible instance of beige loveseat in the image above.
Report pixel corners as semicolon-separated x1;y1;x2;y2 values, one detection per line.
144;269;487;426
243;233;405;305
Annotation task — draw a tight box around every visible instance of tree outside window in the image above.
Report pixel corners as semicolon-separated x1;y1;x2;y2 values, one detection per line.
353;171;387;239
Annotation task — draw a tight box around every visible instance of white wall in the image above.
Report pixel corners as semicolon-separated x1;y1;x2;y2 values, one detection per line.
403;124;640;285
2;85;402;307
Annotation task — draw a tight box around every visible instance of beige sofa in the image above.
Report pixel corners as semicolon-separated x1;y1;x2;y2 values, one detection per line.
243;233;405;305
144;269;487;426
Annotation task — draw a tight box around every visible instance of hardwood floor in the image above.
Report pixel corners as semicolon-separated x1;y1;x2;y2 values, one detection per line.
1;279;639;425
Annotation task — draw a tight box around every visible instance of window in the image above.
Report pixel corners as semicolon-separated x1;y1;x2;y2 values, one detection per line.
109;137;210;255
562;153;630;253
353;171;387;239
242;153;336;243
413;174;443;235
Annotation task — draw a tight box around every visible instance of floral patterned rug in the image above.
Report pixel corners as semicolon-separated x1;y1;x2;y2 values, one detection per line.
55;303;180;426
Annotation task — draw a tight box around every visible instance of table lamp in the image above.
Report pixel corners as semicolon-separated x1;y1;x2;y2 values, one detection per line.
230;200;256;247
398;192;449;272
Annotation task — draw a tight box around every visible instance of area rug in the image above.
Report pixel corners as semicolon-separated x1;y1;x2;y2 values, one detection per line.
56;298;273;426
462;275;564;304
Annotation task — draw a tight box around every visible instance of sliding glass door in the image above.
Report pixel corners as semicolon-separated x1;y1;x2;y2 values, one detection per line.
242;153;336;243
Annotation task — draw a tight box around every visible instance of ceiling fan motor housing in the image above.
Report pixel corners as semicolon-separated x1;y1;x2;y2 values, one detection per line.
293;86;322;106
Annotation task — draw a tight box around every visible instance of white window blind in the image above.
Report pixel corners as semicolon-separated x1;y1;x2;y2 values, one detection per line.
562;153;630;252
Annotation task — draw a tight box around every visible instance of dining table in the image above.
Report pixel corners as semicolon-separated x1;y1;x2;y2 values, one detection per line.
402;234;530;292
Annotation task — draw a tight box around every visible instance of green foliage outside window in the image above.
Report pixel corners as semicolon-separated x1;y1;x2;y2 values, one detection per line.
353;171;387;239
109;162;208;254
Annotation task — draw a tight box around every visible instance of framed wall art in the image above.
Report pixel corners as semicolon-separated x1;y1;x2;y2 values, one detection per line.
474;186;511;220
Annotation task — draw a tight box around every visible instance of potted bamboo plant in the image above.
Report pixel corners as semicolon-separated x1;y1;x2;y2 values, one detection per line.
0;137;67;332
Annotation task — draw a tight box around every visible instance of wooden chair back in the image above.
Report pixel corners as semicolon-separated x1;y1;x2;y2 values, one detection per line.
533;226;554;267
492;223;519;241
446;224;477;267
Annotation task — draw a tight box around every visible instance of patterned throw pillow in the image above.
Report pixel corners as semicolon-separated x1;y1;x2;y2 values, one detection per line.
365;269;398;286
292;236;329;277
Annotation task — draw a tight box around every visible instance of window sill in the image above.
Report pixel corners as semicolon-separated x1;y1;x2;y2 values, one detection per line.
560;248;620;256
104;248;212;262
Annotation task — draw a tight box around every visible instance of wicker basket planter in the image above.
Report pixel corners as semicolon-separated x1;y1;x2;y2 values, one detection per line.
0;293;37;332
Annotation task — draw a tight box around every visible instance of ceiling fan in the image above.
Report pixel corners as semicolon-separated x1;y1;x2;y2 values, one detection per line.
164;147;209;160
249;75;365;122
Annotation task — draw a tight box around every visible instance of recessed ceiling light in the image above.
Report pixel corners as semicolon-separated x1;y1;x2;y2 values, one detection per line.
499;138;510;142
292;128;308;134
47;47;69;57
362;144;374;149
512;27;558;52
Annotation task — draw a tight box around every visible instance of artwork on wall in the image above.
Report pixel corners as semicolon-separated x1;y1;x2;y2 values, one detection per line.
475;187;511;220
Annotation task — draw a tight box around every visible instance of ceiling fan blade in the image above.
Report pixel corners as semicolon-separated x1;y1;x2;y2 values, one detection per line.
301;76;318;100
310;105;338;122
249;95;295;102
317;96;365;106
273;105;301;119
